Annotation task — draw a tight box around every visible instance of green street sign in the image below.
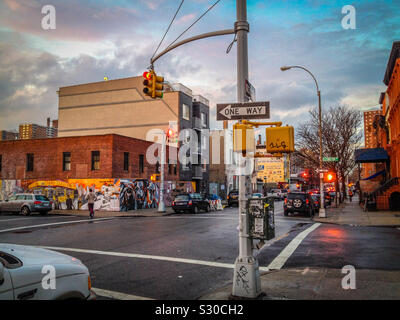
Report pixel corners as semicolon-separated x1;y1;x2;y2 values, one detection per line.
323;157;339;162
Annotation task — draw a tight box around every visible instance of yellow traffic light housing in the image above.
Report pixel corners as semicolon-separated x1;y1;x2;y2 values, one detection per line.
266;126;294;154
151;174;160;182
143;71;164;99
233;123;255;154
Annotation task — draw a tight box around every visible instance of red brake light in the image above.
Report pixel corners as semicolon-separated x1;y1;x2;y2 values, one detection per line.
188;200;192;205
306;199;309;205
284;198;287;204
34;201;42;205
172;201;175;206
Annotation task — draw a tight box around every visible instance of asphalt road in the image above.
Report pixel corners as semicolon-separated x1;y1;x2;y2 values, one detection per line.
1;202;399;300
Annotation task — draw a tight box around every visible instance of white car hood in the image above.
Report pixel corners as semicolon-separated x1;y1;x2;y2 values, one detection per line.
0;243;84;267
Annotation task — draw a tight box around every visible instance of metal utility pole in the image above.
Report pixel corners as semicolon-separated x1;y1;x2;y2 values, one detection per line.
280;65;326;217
158;131;166;213
232;0;262;298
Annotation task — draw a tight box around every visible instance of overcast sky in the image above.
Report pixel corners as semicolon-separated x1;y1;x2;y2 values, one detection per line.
0;0;399;132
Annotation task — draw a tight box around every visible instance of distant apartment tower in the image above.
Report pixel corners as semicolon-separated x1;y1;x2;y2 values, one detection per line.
19;124;47;139
19;118;58;139
46;118;58;138
0;130;19;141
364;109;381;148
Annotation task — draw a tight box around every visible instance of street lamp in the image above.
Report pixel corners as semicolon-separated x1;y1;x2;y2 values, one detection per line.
280;65;326;218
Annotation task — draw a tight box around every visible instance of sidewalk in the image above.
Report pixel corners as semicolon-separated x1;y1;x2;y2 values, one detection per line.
314;196;400;227
50;207;174;218
200;267;400;300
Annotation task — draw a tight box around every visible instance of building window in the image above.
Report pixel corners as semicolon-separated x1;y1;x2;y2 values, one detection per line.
63;152;71;171
182;103;190;120
168;163;173;175
124;152;129;171
91;151;100;170
139;154;144;173
201;112;207;127
174;164;177;175
0;155;2;172
26;153;34;172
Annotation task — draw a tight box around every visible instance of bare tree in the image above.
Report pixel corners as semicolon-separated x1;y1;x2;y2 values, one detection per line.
296;105;363;203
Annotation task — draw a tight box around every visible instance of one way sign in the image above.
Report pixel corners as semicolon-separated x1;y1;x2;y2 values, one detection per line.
216;101;270;121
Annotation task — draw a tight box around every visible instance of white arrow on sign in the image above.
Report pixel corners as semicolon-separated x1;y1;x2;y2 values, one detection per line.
219;104;267;120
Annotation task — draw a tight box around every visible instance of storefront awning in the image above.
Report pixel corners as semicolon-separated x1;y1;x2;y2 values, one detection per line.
355;148;389;163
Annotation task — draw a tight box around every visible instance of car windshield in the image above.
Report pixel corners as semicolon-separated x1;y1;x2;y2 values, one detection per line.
35;195;49;201
175;195;189;201
288;193;307;200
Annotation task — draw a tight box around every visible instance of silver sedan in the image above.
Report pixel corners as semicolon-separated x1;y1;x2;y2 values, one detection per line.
0;193;53;216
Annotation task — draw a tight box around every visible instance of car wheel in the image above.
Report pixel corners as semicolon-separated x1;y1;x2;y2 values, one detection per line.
192;206;198;214
205;204;210;212
21;206;31;216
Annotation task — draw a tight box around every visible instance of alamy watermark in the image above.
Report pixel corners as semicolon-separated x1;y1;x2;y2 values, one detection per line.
341;5;356;30
41;5;56;30
341;265;356;290
41;265;56;290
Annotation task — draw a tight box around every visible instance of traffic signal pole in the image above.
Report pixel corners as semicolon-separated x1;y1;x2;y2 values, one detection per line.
158;131;166;213
232;0;262;298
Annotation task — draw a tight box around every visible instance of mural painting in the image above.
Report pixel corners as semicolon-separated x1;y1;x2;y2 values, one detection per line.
0;179;194;212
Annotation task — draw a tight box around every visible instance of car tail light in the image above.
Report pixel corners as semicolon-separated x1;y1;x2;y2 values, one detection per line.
50;201;53;205
306;199;309;205
34;201;42;205
284;198;287;204
188;200;193;205
227;196;230;199
172;201;175;206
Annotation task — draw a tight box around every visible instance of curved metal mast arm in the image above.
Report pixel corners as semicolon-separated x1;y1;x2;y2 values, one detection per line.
151;29;235;65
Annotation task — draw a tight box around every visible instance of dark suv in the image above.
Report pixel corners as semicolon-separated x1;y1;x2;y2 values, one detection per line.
172;193;210;214
284;192;317;217
227;190;239;207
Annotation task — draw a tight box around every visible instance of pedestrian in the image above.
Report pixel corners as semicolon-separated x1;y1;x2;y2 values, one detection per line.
349;189;353;202
86;188;96;219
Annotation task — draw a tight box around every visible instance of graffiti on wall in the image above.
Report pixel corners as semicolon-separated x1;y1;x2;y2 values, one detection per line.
0;179;194;212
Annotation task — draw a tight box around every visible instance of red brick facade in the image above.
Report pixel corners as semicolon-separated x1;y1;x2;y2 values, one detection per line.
0;134;178;181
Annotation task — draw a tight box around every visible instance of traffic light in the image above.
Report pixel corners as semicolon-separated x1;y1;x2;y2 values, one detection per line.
143;70;164;98
150;174;160;182
323;172;337;183
266;126;294;154
233;123;255;154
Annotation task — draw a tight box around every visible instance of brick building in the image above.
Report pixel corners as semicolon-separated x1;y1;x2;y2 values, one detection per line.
57;77;210;193
362;109;381;178
0;134;193;211
356;41;400;210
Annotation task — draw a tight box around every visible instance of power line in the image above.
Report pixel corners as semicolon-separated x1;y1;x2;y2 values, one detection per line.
151;0;185;62
165;0;221;51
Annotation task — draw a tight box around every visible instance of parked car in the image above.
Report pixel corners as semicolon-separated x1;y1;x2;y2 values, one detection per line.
227;190;239;207
0;194;53;216
171;193;210;214
268;189;284;201
284;192;317;217
0;243;95;300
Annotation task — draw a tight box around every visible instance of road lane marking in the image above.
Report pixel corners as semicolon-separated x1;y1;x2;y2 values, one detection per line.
0;217;38;222
0;217;115;233
267;223;321;270
37;245;270;272
92;287;154;300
